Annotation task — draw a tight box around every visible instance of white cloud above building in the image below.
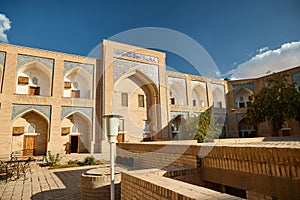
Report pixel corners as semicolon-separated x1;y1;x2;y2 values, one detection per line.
225;41;300;79
0;13;11;43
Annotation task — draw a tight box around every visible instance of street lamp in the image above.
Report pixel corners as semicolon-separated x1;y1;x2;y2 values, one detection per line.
103;114;122;200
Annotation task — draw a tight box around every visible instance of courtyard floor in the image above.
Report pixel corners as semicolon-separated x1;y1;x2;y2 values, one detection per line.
0;163;97;200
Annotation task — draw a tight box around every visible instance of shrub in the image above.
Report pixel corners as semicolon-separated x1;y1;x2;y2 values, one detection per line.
82;156;96;165
67;159;79;165
45;151;61;166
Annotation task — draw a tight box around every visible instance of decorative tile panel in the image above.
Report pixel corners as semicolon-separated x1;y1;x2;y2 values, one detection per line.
233;83;254;93
114;49;158;63
61;106;93;122
236;113;247;124
64;61;94;77
16;54;54;72
113;58;159;85
0;51;6;67
11;104;51;121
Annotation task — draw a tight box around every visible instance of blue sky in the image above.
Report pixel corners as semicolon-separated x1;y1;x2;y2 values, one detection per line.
0;0;300;78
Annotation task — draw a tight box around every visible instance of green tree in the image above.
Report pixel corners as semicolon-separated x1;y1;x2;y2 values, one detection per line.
182;112;223;143
247;74;300;136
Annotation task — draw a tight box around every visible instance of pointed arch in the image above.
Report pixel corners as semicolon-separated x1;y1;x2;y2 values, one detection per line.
61;111;92;153
13;109;50;124
234;87;254;108
64;67;92;99
192;84;208;107
63;110;92;124
16;61;52;96
114;70;158;95
12;110;49;156
113;69;160;141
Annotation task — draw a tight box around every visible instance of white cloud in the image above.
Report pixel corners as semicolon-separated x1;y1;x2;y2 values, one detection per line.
0;13;11;43
225;41;300;79
257;46;268;54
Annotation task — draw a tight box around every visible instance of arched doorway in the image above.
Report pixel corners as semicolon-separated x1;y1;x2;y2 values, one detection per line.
114;70;159;142
12;110;49;156
170;115;187;139
61;112;92;153
238;117;256;138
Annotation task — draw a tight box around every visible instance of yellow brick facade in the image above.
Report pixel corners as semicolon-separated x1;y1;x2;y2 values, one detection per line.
0;41;299;159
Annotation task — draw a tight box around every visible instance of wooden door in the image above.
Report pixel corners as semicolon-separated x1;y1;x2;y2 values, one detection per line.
29;86;40;95
70;136;79;153
23;136;36;156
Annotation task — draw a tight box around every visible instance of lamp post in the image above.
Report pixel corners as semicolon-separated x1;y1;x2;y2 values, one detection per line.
103;114;122;200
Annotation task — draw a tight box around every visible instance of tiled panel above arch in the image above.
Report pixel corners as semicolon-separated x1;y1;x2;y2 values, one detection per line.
61;106;93;122
16;54;54;72
63;61;94;77
11;104;52;121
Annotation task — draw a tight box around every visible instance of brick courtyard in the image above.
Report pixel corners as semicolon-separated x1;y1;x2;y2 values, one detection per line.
0;163;97;200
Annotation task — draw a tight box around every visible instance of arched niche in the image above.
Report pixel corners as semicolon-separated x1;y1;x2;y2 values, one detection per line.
61;111;92;153
16;62;52;96
12;110;49;156
238;117;255;138
169;81;187;106
64;67;92;99
212;86;225;108
234;87;254;108
113;70;159;142
192;84;208;107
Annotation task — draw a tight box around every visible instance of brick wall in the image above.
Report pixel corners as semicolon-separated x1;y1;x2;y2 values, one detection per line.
117;140;300;199
121;169;240;200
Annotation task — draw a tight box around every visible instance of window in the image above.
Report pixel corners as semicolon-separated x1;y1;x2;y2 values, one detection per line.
170;97;175;105
239;102;245;108
239;97;244;101
27;123;35;133
138;94;145;107
193;99;197;106
121;93;128;107
73;81;79;89
72;124;78;133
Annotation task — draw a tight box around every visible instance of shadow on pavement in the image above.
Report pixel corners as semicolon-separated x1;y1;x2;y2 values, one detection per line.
31;168;91;200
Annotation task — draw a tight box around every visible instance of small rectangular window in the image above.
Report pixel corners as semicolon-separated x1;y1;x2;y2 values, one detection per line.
121;93;128;107
193;99;197;106
170;97;175;105
138;94;145;107
239;102;245;108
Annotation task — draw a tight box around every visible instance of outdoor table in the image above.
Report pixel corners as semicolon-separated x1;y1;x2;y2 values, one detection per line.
2;157;34;182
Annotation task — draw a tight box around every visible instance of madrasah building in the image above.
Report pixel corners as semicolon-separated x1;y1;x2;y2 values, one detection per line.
0;40;299;159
